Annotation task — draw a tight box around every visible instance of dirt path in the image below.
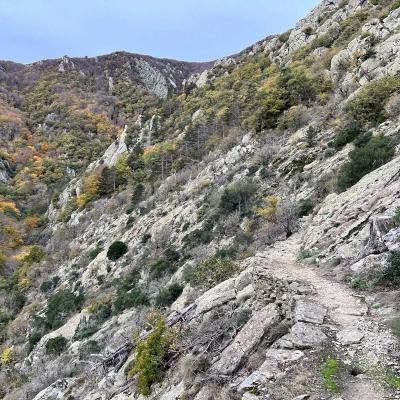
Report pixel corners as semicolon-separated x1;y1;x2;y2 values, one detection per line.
248;234;398;400
253;234;367;327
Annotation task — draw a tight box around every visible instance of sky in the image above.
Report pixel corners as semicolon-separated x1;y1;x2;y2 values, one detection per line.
0;0;320;64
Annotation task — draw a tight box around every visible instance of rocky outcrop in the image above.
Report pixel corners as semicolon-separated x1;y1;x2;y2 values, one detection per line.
289;322;328;349
294;300;327;325
33;378;78;400
135;58;171;98
212;304;281;375
0;157;11;183
337;328;364;345
303;155;400;260
238;349;305;391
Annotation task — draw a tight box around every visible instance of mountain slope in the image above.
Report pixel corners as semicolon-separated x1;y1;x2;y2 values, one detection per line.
1;0;400;399
0;52;212;97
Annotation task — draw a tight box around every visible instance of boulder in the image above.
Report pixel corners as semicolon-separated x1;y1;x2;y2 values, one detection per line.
33;378;77;400
238;336;305;391
213;304;280;374
238;371;267;391
295;300;327;325
337;328;364;345
257;349;305;380
290;322;328;349
194;279;236;316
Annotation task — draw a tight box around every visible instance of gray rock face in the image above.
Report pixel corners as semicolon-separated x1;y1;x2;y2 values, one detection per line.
238;371;267;391
194;278;237;316
158;382;184;399
303;155;400;260
383;227;400;252
33;378;77;400
295;300;327;325
135;57;170;98
213;304;280;374
350;254;385;281
0;157;11;183
239;349;304;392
290;322;328;349
87;127;128;172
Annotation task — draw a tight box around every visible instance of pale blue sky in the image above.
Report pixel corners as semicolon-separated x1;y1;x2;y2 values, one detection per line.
0;0;319;64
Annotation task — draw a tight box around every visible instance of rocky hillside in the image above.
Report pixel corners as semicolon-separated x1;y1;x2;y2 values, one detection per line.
1;0;400;399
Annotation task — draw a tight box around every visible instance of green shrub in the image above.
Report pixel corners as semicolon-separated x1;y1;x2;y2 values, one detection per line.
59;198;78;222
23;246;46;264
45;336;67;355
107;241;128;261
45;290;84;330
150;258;175;279
88;246;103;260
40;276;59;293
214;232;253;259
131;182;145;206
155;284;183;307
185;257;240;288
333;126;362;148
348;277;369;291
312;32;335;49
297;249;319;260
219;180;257;214
120;270;141;291
164;248;180;263
112;270;148;314
305;126;317;147
344;76;400;126
113;289;149;314
303;26;314;36
379;251;400;285
277;105;309;131
128;317;176;395
0;309;10;324
183;218;215;246
389;0;400;11
141;233;151;244
335;10;369;46
28;332;43;353
321;357;341;393
8;290;25;312
324;148;335;158
386;371;400;389
278;30;291;43
337;135;395;191
297;199;314;217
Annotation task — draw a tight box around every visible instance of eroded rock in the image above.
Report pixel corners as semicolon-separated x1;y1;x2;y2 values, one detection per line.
295;300;327;325
290;322;328;349
213;304;281;374
337;328;364;345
